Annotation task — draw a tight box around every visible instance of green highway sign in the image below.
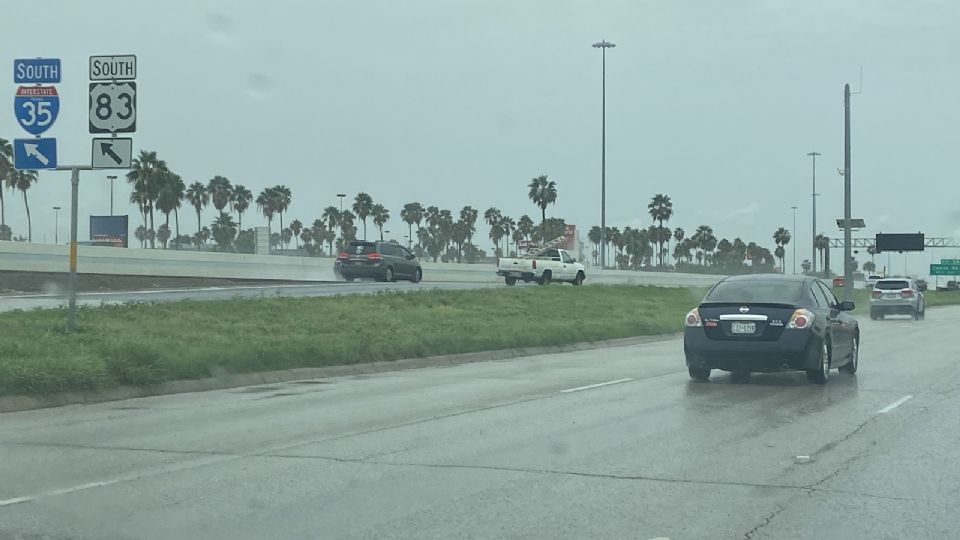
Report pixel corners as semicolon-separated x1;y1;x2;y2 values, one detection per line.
930;263;960;276
941;258;960;265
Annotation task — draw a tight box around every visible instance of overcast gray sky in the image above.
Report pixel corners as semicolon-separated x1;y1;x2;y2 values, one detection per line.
4;0;959;274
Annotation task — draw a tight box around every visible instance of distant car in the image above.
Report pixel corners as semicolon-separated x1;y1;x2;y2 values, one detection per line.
684;274;859;384
865;275;882;289
832;276;845;288
870;278;925;320
337;240;422;283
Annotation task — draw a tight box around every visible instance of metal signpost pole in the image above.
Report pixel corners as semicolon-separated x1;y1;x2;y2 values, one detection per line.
68;168;79;330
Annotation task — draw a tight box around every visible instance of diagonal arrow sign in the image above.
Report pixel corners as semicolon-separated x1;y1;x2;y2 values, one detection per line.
99;141;122;165
24;143;50;166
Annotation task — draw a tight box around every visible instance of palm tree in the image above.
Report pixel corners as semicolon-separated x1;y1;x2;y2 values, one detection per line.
232;185;253;231
281;227;293;250
801;259;813;274
527;175;558;242
500;215;516;257
321;206;341;253
340;210;357;245
648;194;673;268
484;207;502;252
0;138;12;228
207;176;233;213
460;206;478;245
185;181;209;251
157;224;171;248
126;150;166;248
517;215;535;240
210;212;238;251
352;192;374;240
400;202;424;249
673;227;685;264
155;171;184;248
451;220;469;263
13;170;38;242
272;185;292;249
371;203;390;240
256;187;277;234
289;219;303;249
588;226;602;264
773;227;792;273
488;220;505;256
134;225;147;248
815;233;829;272
425;205;442;231
692;225;716;266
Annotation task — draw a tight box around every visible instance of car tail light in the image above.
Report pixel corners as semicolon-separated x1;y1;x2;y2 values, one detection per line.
532;259;537;270
367;252;383;261
787;309;815;329
871;290;881;299
684;308;702;327
338;252;349;260
900;288;914;298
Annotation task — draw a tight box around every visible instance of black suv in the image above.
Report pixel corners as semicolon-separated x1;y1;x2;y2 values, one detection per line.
337;241;422;283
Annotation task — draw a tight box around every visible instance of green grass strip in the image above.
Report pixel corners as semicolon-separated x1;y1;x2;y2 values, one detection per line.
0;285;702;397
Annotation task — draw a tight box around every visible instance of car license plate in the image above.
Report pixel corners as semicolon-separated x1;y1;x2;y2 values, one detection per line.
731;322;755;334
509;272;521;277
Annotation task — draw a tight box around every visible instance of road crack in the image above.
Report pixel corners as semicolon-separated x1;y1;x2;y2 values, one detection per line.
743;504;784;540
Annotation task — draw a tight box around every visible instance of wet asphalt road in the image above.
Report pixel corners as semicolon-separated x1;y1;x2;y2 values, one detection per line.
2;307;959;539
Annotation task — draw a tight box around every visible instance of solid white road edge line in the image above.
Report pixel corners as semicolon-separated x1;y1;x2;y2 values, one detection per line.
877;395;913;414
560;378;633;393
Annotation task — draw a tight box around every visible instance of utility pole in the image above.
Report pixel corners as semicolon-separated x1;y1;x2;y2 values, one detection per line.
790;206;798;274
807;152;821;274
843;83;853;301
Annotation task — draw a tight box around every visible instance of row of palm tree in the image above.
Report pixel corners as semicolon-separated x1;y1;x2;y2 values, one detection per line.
0;138;39;242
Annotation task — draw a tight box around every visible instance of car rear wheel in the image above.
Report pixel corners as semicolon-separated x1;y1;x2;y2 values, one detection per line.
538;271;552;286
383;267;394;282
688;366;710;381
411;268;422;283
839;336;858;374
344;275;355;282
572;272;584;286
806;340;830;384
504;277;517;286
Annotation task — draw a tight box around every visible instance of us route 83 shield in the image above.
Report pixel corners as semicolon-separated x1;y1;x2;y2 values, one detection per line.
88;81;137;133
14;86;60;136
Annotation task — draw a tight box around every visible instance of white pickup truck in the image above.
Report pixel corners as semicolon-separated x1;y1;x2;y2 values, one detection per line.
496;247;586;286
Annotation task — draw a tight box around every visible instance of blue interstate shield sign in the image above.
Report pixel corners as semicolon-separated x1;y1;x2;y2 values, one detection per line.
14;86;60;135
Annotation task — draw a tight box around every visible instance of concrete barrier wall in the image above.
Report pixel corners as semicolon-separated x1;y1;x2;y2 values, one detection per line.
0;241;725;287
0;242;337;281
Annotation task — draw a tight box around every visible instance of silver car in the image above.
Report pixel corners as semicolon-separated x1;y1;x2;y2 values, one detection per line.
870;278;925;320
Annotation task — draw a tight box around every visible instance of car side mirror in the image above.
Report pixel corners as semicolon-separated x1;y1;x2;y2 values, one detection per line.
570;258;576;263
838;301;855;311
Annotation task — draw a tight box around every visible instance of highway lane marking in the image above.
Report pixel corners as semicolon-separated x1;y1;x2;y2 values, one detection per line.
877;395;913;414
560;378;633;393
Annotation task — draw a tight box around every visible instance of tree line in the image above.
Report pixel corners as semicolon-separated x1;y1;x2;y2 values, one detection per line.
586;194;800;274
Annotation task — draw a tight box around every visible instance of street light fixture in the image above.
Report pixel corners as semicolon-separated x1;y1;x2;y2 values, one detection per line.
592;39;615;269
53;206;62;244
806;151;821;274
790;206;798;274
106;175;118;216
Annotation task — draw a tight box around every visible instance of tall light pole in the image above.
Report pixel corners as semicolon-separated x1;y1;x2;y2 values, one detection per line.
337;193;346;213
592;40;615;269
53;206;62;244
106;175;117;216
842;83;853;301
806;151;821;274
790;206;798;274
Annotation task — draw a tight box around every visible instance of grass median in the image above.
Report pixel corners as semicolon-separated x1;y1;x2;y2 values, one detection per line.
0;285;703;397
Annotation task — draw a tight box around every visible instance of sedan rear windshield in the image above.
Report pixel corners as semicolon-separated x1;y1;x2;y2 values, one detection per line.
704;280;804;304
876;280;909;290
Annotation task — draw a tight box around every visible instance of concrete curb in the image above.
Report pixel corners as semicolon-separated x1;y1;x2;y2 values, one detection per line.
0;333;678;414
